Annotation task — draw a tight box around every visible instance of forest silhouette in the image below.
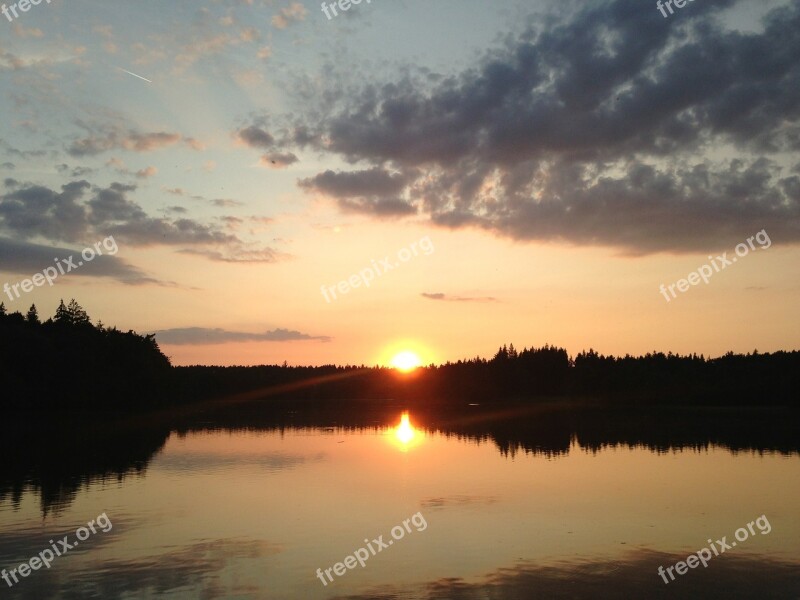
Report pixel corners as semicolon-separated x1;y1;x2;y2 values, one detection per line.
1;300;798;411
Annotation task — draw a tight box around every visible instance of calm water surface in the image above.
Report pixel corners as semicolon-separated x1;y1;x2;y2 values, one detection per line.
1;407;799;599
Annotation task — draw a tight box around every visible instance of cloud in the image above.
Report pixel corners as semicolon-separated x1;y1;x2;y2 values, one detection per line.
0;237;164;285
237;126;300;170
0;163;14;170
12;23;44;39
211;198;245;208
278;0;800;254
421;292;498;303
136;166;158;179
164;186;244;208
299;167;409;198
0;180;279;263
0;138;46;159
0;180;91;242
299;168;417;216
237;125;275;149
177;247;287;263
184;137;205;151
68;130;182;156
239;27;260;43
155;327;331;345
57;164;94;177
272;2;308;29
103;158;155;179
260;152;299;168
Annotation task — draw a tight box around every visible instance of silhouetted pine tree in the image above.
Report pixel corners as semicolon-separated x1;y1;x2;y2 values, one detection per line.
67;299;90;326
54;299;70;325
26;304;40;324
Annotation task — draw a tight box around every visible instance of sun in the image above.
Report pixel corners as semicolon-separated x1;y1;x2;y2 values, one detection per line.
390;351;422;372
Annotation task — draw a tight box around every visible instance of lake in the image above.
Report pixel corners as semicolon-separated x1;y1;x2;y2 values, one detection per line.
1;404;799;598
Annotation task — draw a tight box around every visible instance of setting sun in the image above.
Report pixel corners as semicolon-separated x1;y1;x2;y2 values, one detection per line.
390;351;422;372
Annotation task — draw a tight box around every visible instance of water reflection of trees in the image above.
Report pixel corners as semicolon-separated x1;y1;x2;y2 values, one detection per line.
0;419;171;516
3;402;798;515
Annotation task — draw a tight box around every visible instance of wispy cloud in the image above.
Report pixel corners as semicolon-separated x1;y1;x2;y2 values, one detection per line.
67;124;201;157
421;292;498;303
271;2;308;29
0;237;165;285
155;327;331;345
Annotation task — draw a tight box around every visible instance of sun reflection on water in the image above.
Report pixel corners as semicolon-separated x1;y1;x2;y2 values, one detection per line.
388;411;422;451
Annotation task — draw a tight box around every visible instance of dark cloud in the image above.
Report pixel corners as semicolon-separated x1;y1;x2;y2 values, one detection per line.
421;292;498;303
0;181;279;262
56;163;94;177
237;126;301;169
155;327;331;345
299;168;417;216
260;151;299;168
0;162;14;170
299;167;409;197
275;0;800;253
339;196;416;216
237;125;275;148
0;237;164;285
0;180;91;242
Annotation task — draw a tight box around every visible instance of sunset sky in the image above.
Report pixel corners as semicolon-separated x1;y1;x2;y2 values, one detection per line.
1;0;798;366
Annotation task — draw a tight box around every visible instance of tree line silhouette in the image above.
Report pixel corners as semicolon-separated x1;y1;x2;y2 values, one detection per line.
1;301;798;412
0;300;170;411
